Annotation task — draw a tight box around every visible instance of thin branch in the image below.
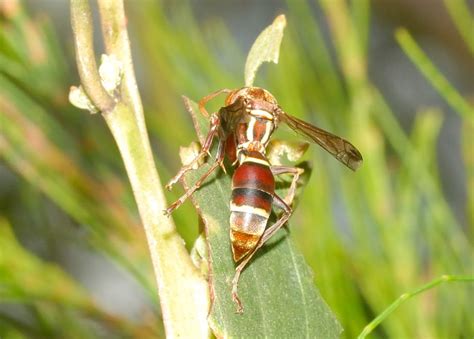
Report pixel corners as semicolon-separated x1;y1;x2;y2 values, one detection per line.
70;0;114;112
96;0;147;134
70;0;210;337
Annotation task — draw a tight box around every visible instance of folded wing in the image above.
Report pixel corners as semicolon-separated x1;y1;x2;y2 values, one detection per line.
277;111;363;171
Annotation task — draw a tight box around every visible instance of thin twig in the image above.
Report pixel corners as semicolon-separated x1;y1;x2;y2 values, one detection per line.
70;0;114;112
96;0;147;135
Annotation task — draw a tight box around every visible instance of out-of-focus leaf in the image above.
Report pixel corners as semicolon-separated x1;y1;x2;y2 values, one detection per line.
0;218;93;305
0;3;68;102
395;28;474;121
182;98;342;338
409;109;443;168
443;0;474;56
462;120;474;229
0;218;157;337
244;15;287;87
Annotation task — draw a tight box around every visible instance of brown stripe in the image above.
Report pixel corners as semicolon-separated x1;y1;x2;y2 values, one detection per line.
232;161;275;194
231;187;272;212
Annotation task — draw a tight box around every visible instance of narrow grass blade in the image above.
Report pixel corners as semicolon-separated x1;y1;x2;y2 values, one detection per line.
396;28;474;121
358;275;474;338
443;0;474;56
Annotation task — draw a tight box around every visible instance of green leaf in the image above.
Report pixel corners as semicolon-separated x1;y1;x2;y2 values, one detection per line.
182;98;342;338
442;0;474;56
244;15;287;87
462;120;474;229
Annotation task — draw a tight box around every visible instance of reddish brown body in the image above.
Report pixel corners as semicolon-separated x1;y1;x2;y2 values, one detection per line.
221;88;279;262
230;152;275;261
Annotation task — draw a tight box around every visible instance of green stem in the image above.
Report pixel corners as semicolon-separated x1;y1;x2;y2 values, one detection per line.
358;275;474;338
70;0;114;112
70;0;209;336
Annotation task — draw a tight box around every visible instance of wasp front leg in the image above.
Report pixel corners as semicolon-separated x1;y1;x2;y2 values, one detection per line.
165;113;221;192
231;194;293;313
198;88;231;117
165;114;225;216
271;166;304;206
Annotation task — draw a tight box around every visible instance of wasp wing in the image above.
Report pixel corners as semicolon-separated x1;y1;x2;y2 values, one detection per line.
278;111;363;171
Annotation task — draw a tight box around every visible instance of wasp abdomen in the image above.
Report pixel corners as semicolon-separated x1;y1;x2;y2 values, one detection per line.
230;159;275;261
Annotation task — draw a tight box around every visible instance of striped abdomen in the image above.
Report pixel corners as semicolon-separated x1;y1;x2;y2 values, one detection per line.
230;152;274;261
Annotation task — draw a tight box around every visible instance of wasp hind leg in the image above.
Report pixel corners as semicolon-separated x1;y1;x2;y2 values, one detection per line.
271;165;304;206
231;194;293;313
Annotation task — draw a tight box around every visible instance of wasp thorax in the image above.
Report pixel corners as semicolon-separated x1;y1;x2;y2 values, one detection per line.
225;86;278;106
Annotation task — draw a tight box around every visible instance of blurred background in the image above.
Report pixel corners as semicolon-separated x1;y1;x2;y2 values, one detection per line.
0;0;472;337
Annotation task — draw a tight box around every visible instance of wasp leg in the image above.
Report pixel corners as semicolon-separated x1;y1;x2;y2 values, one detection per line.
271;166;304;206
231;194;292;313
164;136;226;216
165;114;221;191
198;88;231;118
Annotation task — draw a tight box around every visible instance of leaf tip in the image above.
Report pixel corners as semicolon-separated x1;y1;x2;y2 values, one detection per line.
394;27;409;42
273;14;287;29
244;14;287;87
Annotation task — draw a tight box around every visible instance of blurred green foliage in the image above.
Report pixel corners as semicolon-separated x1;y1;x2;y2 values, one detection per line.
0;0;472;338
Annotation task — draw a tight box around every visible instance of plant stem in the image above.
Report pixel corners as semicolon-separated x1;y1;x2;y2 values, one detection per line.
358;275;474;338
70;0;209;337
70;0;114;112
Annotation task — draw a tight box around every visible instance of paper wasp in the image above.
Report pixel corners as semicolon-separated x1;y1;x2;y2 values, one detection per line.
165;87;362;312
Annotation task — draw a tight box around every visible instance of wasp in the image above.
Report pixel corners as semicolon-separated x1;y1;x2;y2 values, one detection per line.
164;87;362;312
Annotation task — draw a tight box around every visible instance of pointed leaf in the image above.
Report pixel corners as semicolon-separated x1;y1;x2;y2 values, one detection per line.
244;15;287;87
181;98;342;338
